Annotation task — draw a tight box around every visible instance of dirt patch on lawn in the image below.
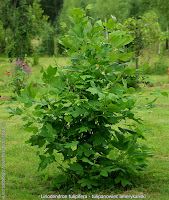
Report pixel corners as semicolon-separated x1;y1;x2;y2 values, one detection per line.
0;96;10;101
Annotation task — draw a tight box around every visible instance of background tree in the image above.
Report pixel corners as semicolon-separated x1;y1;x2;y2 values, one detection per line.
139;0;169;50
58;0;129;33
5;0;48;60
128;0;141;19
155;0;169;49
0;0;13;54
123;12;163;69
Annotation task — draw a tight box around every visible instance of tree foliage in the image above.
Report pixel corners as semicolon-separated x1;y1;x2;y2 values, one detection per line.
0;0;48;60
123;12;164;68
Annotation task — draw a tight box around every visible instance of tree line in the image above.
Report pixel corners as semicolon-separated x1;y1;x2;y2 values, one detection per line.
0;0;168;61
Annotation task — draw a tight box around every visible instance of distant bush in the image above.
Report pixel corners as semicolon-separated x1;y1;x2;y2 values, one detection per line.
32;52;39;66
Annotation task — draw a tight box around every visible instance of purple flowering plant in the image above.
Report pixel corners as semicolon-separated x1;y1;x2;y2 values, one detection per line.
9;58;31;95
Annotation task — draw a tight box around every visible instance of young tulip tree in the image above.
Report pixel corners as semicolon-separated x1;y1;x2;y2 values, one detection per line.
7;7;152;192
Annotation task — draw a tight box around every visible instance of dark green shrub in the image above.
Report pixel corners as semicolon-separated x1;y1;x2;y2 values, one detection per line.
32;52;39;66
153;61;168;75
8;8;152;192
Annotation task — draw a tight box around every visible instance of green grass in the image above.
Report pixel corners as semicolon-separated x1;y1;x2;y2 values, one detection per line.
146;75;169;87
0;57;169;199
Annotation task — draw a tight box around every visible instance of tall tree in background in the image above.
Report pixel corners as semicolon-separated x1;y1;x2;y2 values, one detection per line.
58;0;129;34
140;0;169;50
40;0;63;23
6;0;48;60
0;0;13;53
90;0;129;21
128;0;140;18
155;0;169;49
123;12;164;69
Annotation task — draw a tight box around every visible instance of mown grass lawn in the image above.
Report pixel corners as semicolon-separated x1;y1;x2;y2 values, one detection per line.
0;57;169;200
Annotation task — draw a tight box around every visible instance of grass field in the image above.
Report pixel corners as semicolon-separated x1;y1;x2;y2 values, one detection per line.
0;57;169;200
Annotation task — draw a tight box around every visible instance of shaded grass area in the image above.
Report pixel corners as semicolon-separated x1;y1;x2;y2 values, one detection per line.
0;57;169;199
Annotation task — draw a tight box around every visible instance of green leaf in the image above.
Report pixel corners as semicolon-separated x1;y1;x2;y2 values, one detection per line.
69;163;83;175
114;176;121;184
47;65;57;77
86;4;92;10
25;126;38;133
32;110;44;117
38;155;55;171
119;52;133;61
107;104;121;112
82;157;94;165
115;131;125;142
100;170;108;177
6;106;16;114
24;101;33;108
64;115;73;123
21;117;28;121
107;116;123;124
118;127;137;135
0;102;5;105
65;141;79;148
93;135;106;146
16;107;23;115
78;178;98;189
121;179;132;187
77;126;89;133
128;87;135;94
86;87;98;95
27;83;37;99
161;92;168;97
49;76;66;91
109;34;133;48
80;75;93;80
78;144;95;157
111;15;117;22
122;78;127;90
71;106;88;118
106;63;125;73
107;18;116;29
71;8;86;18
60;22;66;28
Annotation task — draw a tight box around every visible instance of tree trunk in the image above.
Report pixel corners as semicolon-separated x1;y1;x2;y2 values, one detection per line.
105;18;109;42
166;39;169;50
136;57;139;69
158;43;161;54
166;21;169;50
135;49;139;69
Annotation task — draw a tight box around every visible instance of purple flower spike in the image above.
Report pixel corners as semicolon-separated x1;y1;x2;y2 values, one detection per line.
24;65;28;72
17;59;22;66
